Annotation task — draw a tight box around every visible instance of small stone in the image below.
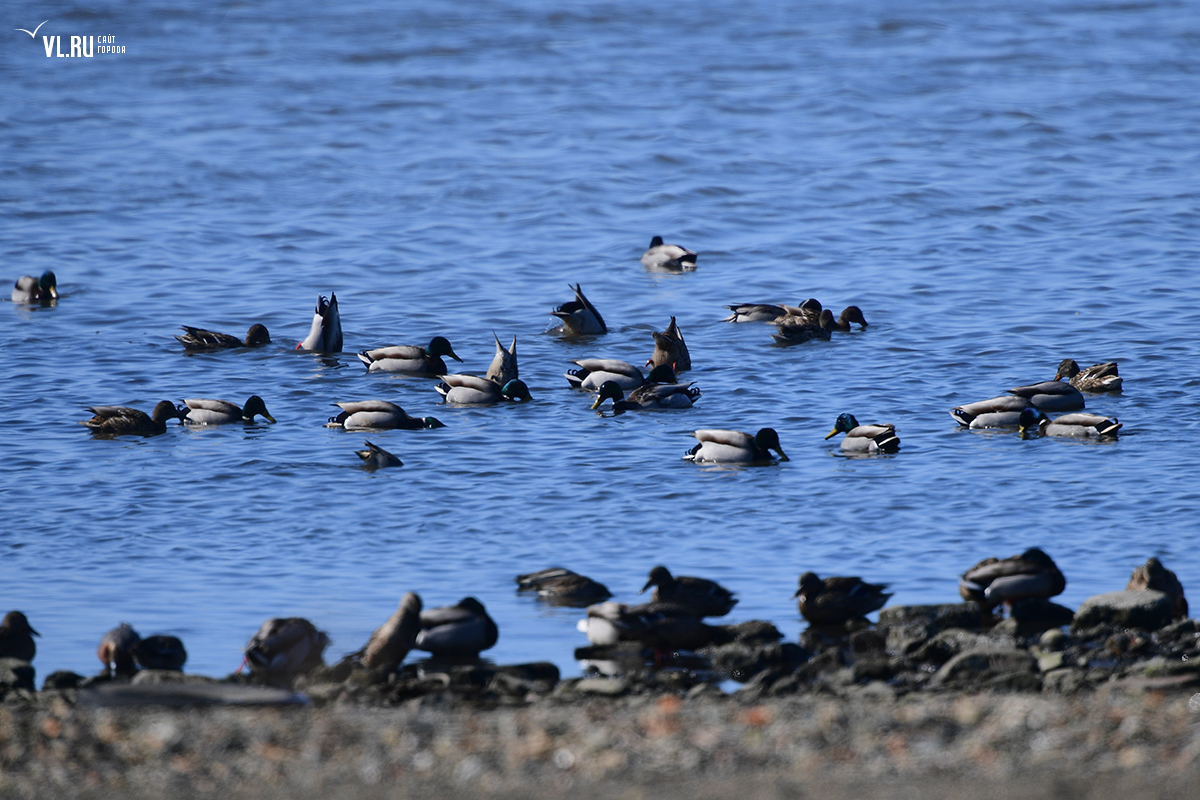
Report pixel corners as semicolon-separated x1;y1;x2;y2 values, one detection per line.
576;677;627;697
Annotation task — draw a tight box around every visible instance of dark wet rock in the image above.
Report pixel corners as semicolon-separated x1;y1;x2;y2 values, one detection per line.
575;677;628;697
848;628;887;654
850;652;895;682
1072;590;1174;632
878;602;985;630
1006;598;1076;635
930;646;1036;688
79;681;309;708
41;670;85;691
1042;666;1090;694
1039;628;1068;651
911;628;992;666
130;670;216;687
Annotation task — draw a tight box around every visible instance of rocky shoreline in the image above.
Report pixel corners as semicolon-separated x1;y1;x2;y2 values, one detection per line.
3;589;1200;799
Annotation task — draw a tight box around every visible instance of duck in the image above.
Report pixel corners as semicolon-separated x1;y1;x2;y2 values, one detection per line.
1055;359;1122;393
565;358;647;391
132;635;187;671
296;293;342;352
723;297;819;324
1127;557;1188;620
485;333;519;386
176;324;271;351
358;592;422;671
793;572;892;626
244;617;331;686
550;283;607;335
97;623;141;677
959;547;1066;615
0;611;39;661
1007;379;1085;411
591;372;700;412
684;427;788;464
771;309;836;344
414;597;499;658
435;376;532;405
356;336;463;375
640;236;697;270
778;302;868;332
179;396;276;425
11;271;58;304
647;316;691;372
326;400;445;430
1018;408;1121;438
949;395;1033;429
516;567;613;607
79;402;182;436
824;413;900;454
639;565;738;618
354;440;403;468
578;601;717;651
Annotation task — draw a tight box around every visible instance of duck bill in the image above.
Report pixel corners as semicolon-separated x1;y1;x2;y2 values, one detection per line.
824;429;839;440
775;451;790;462
263;413;277;424
590;396;605;411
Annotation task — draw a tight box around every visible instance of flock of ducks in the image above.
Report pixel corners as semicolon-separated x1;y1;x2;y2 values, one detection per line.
7;237;1139;682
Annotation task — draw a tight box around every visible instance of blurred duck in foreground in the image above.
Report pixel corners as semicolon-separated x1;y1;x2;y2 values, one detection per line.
176;323;270;351
356;592;422;671
0;611;39;662
357;336;462;375
516;567;612;607
959;547;1066;616
684;428;787;464
98;623;141;677
825;413;900;454
414;597;498;658
1055;359;1122;393
639;565;737;618
11;271;57;304
550;284;606;335
79;402;182;436
640;236;697;270
244;617;331;686
578;601;718;651
133;635;187;671
794;572;892;627
296;293;342;352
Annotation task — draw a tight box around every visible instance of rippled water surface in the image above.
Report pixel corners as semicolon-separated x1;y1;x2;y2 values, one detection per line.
3;0;1199;680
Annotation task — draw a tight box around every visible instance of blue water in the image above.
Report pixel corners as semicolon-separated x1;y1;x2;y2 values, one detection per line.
3;0;1199;681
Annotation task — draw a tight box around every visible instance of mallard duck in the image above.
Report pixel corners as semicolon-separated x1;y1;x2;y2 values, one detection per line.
356;337;463;375
244;617;331;686
772;309;836;344
435;375;532;405
1018;408;1121;438
180;396;276;425
1055;359;1122;393
485;333;518;386
176;324;270;351
296;293;342;352
685;428;788;464
1127;558;1188;620
647;316;691;372
724;297;820;324
565;358;647;391
1007;379;1085;411
824;413;900;454
639;565;738;618
415;597;498;658
97;623;141;677
778;303;867;332
0;611;39;661
326;400;445;430
578;601;716;651
354;440;403;468
949;395;1033;429
591;372;699;412
132;635;187;671
79;402;182;436
359;592;422;670
640;236;697;270
959;547;1066;614
826;306;869;331
550;283;606;335
11;271;58;304
793;572;892;626
516;567;613;607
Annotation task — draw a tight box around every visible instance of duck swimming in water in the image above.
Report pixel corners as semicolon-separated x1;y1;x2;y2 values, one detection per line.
11;271;58;304
684;428;788;464
176;324;271;351
550;284;606;335
640;236;697;270
357;336;463;375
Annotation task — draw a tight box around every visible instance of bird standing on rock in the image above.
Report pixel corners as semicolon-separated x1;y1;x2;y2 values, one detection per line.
639;565;737;618
0;611;39;662
793;573;892;626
